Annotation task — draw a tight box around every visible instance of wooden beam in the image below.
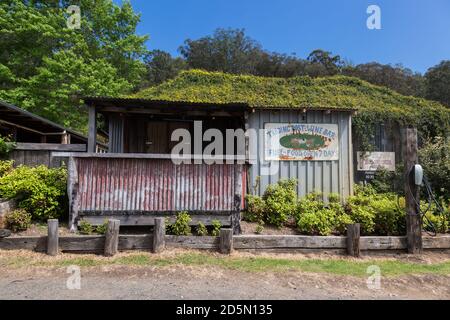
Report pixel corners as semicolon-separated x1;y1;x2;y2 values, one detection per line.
79;214;231;227
152;217;165;253
87;105;97;153
219;228;233;254
104;219;120;257
47;219;59;256
346;223;360;257
15;143;85;152
404;127;422;254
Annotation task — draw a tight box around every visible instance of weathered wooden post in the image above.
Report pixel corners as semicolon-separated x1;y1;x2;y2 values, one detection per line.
152;217;165;253
47;219;59;256
104;219;120;257
346;223;360;257
219;228;233;254
404;127;423;254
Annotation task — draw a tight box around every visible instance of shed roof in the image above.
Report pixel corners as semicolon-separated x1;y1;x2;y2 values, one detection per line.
0;99;88;142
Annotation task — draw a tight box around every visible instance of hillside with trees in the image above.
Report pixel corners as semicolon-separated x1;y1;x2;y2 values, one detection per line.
0;1;449;133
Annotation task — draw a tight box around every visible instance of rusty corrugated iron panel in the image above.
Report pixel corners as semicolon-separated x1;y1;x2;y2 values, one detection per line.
76;158;245;212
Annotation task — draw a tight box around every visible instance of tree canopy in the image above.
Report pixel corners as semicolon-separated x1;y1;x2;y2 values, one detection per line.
0;0;148;131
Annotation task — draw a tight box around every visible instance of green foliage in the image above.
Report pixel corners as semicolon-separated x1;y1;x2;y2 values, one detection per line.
0;0;148;131
79;219;94;235
132;69;450;142
422;198;450;234
0;160;14;177
345;185;405;235
255;222;264;234
262;179;297;228
0;136;15;158
425;60;450;107
5;208;31;232
95;220;109;235
169;211;192;236
196;222;208;236
419;136;450;199
0;165;67;221
368;165;404;195
244;194;266;223
211;220;222;237
295;192;351;236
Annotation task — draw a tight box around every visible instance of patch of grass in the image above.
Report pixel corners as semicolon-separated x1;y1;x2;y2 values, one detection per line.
1;251;450;277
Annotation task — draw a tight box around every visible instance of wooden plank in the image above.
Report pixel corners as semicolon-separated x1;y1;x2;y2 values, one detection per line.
80;214;231;227
346;223;360;257
219;228;233;254
152;218;165;253
60;236;104;252
47;219;59;256
165;235;219;249
0;236;47;251
14;143;85;152
0;235;449;252
360;236;407;250
423;236;450;249
119;234;152;250
50;152;248;161
104;219;120;256
404;127;422;253
233;235;347;249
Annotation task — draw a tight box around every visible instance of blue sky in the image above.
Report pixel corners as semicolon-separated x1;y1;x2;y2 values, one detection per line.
116;0;450;73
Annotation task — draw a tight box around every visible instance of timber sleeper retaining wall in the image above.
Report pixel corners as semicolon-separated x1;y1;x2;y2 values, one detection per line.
1;234;449;253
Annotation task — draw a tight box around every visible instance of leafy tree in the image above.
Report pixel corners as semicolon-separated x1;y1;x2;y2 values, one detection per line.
425;60;450;107
306;49;344;76
142;50;187;87
179;28;263;74
0;0;148;131
342;62;425;97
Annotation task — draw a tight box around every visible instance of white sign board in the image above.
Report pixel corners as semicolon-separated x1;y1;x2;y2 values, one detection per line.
264;123;339;161
357;151;396;171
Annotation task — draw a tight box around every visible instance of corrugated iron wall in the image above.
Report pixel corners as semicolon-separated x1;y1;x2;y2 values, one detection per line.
75;157;246;212
247;109;353;199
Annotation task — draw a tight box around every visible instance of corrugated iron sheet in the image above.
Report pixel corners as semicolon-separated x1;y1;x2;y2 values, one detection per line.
76;158;246;212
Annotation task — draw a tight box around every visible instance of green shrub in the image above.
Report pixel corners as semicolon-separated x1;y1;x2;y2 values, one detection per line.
262;179;297;227
0;165;67;221
371;197;405;235
0;160;14;177
327;193;340;203
344;184;405;235
244;194;266;223
255;222;264;234
5;208;31;232
170;211;192;236
297;208;336;236
211;219;222;236
0;135;15;158
295;192;351;235
79;219;93;235
419;136;450;199
196;222;208;236
95;219;109;235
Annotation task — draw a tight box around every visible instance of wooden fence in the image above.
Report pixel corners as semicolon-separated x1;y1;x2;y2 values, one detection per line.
9;143;86;167
1;220;449;256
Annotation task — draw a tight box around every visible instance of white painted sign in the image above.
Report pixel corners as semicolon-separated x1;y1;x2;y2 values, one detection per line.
357;151;396;171
264;123;339;161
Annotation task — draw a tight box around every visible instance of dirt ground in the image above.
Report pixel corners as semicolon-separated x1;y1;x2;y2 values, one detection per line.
1;249;449;300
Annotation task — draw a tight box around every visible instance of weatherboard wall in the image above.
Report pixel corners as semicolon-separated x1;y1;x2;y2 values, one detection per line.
247;109;353;199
